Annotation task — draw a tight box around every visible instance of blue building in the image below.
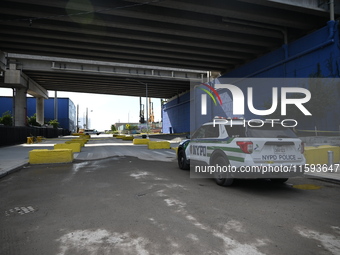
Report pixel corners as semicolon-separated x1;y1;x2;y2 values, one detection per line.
0;96;76;132
162;21;340;134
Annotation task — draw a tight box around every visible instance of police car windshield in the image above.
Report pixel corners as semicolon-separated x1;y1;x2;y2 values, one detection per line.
246;124;297;138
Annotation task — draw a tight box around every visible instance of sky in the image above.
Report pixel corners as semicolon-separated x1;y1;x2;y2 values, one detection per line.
0;88;162;131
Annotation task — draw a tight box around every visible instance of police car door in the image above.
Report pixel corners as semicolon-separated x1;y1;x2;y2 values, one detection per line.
190;124;220;165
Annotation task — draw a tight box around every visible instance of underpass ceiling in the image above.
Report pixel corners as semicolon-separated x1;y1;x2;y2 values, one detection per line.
22;71;190;99
0;0;338;98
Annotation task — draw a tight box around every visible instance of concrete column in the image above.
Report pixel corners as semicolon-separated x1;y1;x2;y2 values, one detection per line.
36;97;44;125
14;88;27;126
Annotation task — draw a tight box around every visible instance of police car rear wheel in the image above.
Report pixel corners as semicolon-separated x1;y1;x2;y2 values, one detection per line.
178;150;189;170
213;156;234;186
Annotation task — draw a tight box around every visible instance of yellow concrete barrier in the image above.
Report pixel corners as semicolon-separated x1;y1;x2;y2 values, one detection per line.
65;139;86;147
116;135;126;139
78;138;89;144
133;138;150;145
27;137;34;144
80;134;91;140
72;134;90;140
29;149;73;164
304;146;340;165
54;143;81;153
122;136;134;141
37;136;43;142
148;141;171;149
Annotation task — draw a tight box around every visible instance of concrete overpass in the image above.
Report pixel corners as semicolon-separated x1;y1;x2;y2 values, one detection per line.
0;0;339;126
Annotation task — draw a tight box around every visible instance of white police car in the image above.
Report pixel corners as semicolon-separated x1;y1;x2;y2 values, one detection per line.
177;118;305;186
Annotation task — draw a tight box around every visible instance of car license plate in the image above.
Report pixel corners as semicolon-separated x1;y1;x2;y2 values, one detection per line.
274;146;285;154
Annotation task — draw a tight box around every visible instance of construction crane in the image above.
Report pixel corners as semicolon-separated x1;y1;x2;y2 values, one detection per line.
139;97;154;125
149;98;154;123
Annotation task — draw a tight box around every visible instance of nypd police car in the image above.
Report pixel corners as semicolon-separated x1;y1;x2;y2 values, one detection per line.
177;118;305;186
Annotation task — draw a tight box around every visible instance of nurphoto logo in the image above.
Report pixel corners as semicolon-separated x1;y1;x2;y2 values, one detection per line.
199;83;312;117
198;83;222;115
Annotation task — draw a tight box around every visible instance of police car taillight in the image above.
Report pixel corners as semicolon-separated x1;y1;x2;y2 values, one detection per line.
236;141;253;154
300;142;305;154
214;116;226;119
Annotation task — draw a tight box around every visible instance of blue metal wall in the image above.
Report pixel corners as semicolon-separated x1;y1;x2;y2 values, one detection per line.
162;92;190;133
0;97;13;116
0;97;76;131
162;21;340;133
223;21;339;79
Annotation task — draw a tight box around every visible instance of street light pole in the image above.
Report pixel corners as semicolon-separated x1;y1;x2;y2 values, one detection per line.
145;82;148;137
126;78;149;137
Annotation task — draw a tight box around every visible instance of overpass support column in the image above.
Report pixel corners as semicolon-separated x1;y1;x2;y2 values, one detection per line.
36;97;44;125
4;62;48;126
14;88;27;126
4;63;27;126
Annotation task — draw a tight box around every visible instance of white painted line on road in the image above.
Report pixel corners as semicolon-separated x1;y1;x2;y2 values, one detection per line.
56;229;150;255
186;233;199;242
163;150;176;155
152;151;169;156
296;226;340;255
163;196;268;254
130;172;150;179
331;226;340;234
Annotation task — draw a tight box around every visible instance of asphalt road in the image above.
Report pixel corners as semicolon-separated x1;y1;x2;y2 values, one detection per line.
1;156;340;255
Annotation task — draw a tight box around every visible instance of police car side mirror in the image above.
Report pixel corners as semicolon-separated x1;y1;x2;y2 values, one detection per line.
186;135;190;139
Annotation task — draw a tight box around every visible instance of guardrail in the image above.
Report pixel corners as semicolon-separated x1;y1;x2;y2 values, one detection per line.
296;129;340;137
0;126;69;146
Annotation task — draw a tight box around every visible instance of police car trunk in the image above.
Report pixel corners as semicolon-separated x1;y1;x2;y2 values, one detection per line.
225;121;305;178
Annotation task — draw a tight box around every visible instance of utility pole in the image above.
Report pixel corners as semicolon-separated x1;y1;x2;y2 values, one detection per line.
86;107;88;129
126;78;149;137
76;104;79;132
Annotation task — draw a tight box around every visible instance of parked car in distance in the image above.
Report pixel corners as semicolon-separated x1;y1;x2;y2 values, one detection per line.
84;129;101;135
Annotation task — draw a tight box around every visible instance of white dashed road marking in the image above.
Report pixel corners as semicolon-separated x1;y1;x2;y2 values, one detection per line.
296;226;340;255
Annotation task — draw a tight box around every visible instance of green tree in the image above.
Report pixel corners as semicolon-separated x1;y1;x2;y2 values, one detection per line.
48;119;59;128
111;124;116;131
27;113;41;127
0;111;13;126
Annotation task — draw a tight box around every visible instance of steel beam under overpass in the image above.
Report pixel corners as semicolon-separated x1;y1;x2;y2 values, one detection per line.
7;53;206;81
1;0;337;74
0;51;6;72
3;53;208;99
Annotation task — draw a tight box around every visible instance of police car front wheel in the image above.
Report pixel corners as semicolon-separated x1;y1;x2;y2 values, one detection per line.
178;150;190;170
